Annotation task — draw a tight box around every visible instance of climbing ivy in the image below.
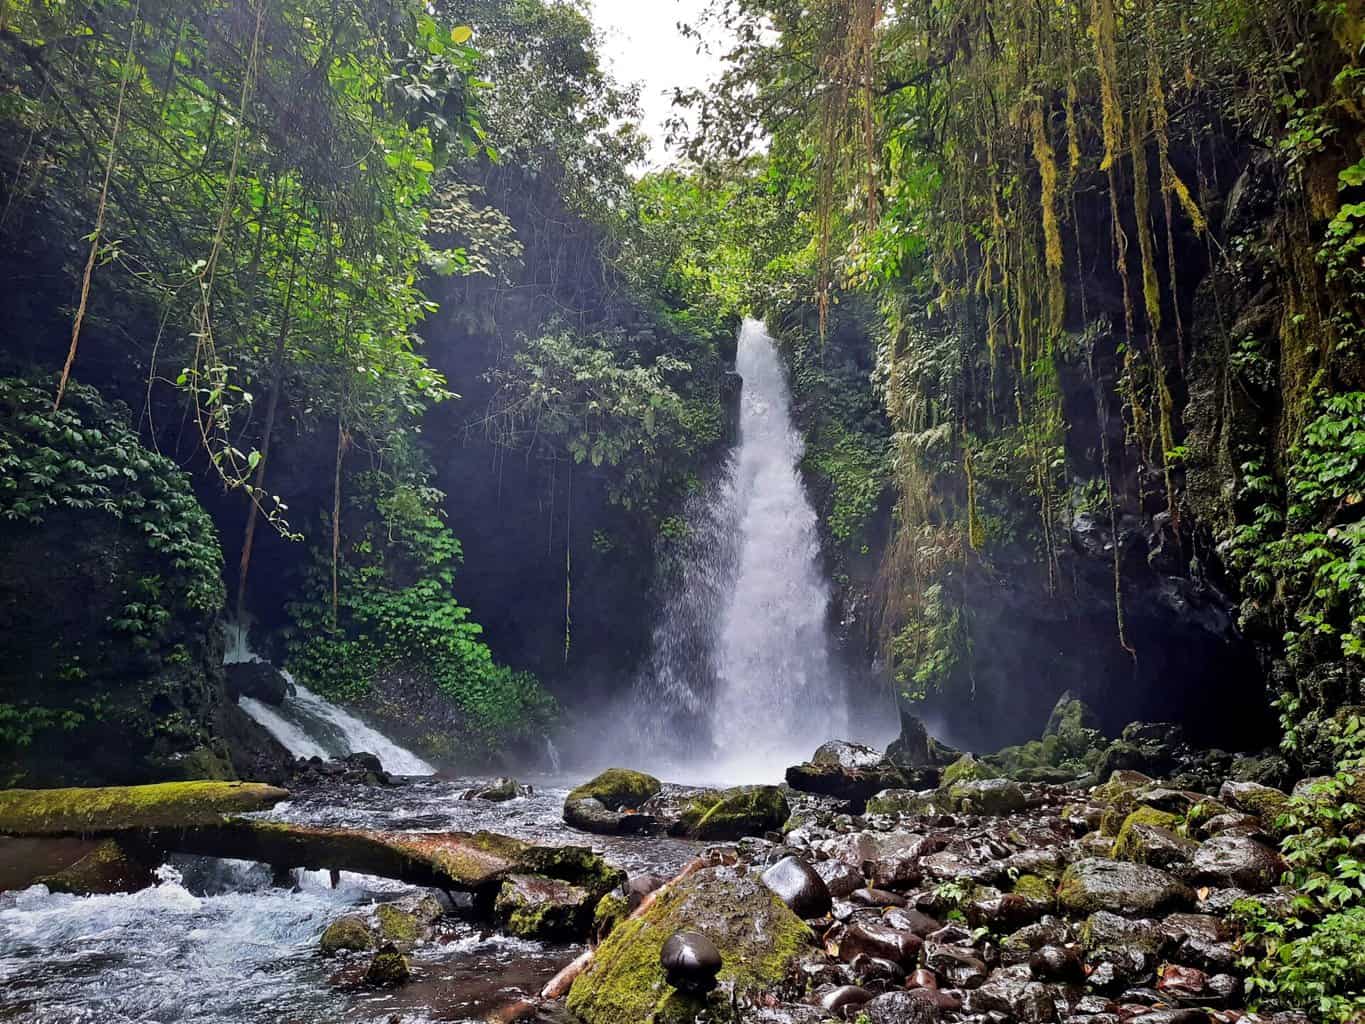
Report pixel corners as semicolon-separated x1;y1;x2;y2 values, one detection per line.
0;377;224;618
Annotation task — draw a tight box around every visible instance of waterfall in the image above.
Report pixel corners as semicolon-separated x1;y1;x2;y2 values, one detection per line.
225;624;435;776
632;320;849;783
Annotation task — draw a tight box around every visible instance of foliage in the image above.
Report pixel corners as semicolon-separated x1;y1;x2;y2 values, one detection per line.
0;377;223;616
486;325;721;513
0;0;489;532
1238;715;1365;1022
287;470;556;753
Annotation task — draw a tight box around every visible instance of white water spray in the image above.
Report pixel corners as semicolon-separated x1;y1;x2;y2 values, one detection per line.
632;321;850;782
225;624;435;776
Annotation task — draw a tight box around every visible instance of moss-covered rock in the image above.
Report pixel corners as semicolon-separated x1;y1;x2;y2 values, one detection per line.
566;865;813;1024
364;943;410;988
947;778;1027;815
568;769;662;810
320;915;374;955
1057;858;1193;916
374;904;423;947
494;873;595;940
672;786;789;840
1111;806;1180;858
1218;780;1291;826
34;837;156;894
865;788;940;816
942;754;995;787
0;780;289;836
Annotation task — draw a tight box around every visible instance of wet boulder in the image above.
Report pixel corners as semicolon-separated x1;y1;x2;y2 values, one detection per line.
864;989;944;1024
835;920;923;968
1058;858;1193;916
1190;835;1286;891
565;865;813;1024
363;943;410;988
761;855;832;919
1111;809;1199;870
463;777;526;802
224;661;291;706
946;778;1028;816
495;873;595;941
672;786;789;840
374;895;443;949
564;769;662;835
966;964;1057;1022
819;984;873;1016
941;754;995;787
321;915;375;955
1218;781;1291;827
1029;944;1084;983
813;858;865;899
886;708;959;770
785;760;913;807
814;741;885;770
1159;914;1237;971
865;788;941;817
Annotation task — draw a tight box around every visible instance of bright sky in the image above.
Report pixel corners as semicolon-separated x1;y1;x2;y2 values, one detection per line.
588;0;728;168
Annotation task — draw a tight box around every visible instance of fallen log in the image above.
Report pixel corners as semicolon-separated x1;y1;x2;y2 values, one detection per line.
159;818;622;896
0;782;290;836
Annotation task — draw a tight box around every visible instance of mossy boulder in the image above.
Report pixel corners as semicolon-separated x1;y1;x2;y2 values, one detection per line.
568;769;662;810
0;781;289;836
321;915;375;955
942;754;995;787
672;786;789;840
1012;874;1057;905
34;837;157;894
865;788;941;816
947;778;1027;815
566;865;814;1024
1057;858;1193;916
1111;807;1180;858
375;904;423;947
1218;780;1291;826
495;873;596;941
364;943;410;988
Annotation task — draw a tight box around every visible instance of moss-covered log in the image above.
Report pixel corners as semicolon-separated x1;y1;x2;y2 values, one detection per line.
160;818;622;895
0;781;289;836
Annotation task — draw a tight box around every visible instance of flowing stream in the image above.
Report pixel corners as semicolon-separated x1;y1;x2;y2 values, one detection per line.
226;625;435;777
631;320;850;782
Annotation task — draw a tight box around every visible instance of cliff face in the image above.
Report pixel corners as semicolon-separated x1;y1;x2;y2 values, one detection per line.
774;119;1363;762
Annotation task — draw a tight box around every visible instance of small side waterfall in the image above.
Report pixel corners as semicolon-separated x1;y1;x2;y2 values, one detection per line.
225;624;435;776
632;320;850;782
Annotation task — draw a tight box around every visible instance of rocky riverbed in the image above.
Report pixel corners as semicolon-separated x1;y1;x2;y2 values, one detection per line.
0;698;1327;1024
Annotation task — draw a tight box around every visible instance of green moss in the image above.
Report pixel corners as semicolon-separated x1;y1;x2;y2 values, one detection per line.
865;788;940;816
942;754;994;787
495;873;594;941
1111;806;1180;860
675;786;790;840
375;904;421;945
567;769;662;810
593;891;628;942
320;915;375;955
1012;874;1056;903
566;866;813;1024
0;781;289;836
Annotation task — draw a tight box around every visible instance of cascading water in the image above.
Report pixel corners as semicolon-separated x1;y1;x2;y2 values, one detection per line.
225;624;435;776
632;320;850;782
